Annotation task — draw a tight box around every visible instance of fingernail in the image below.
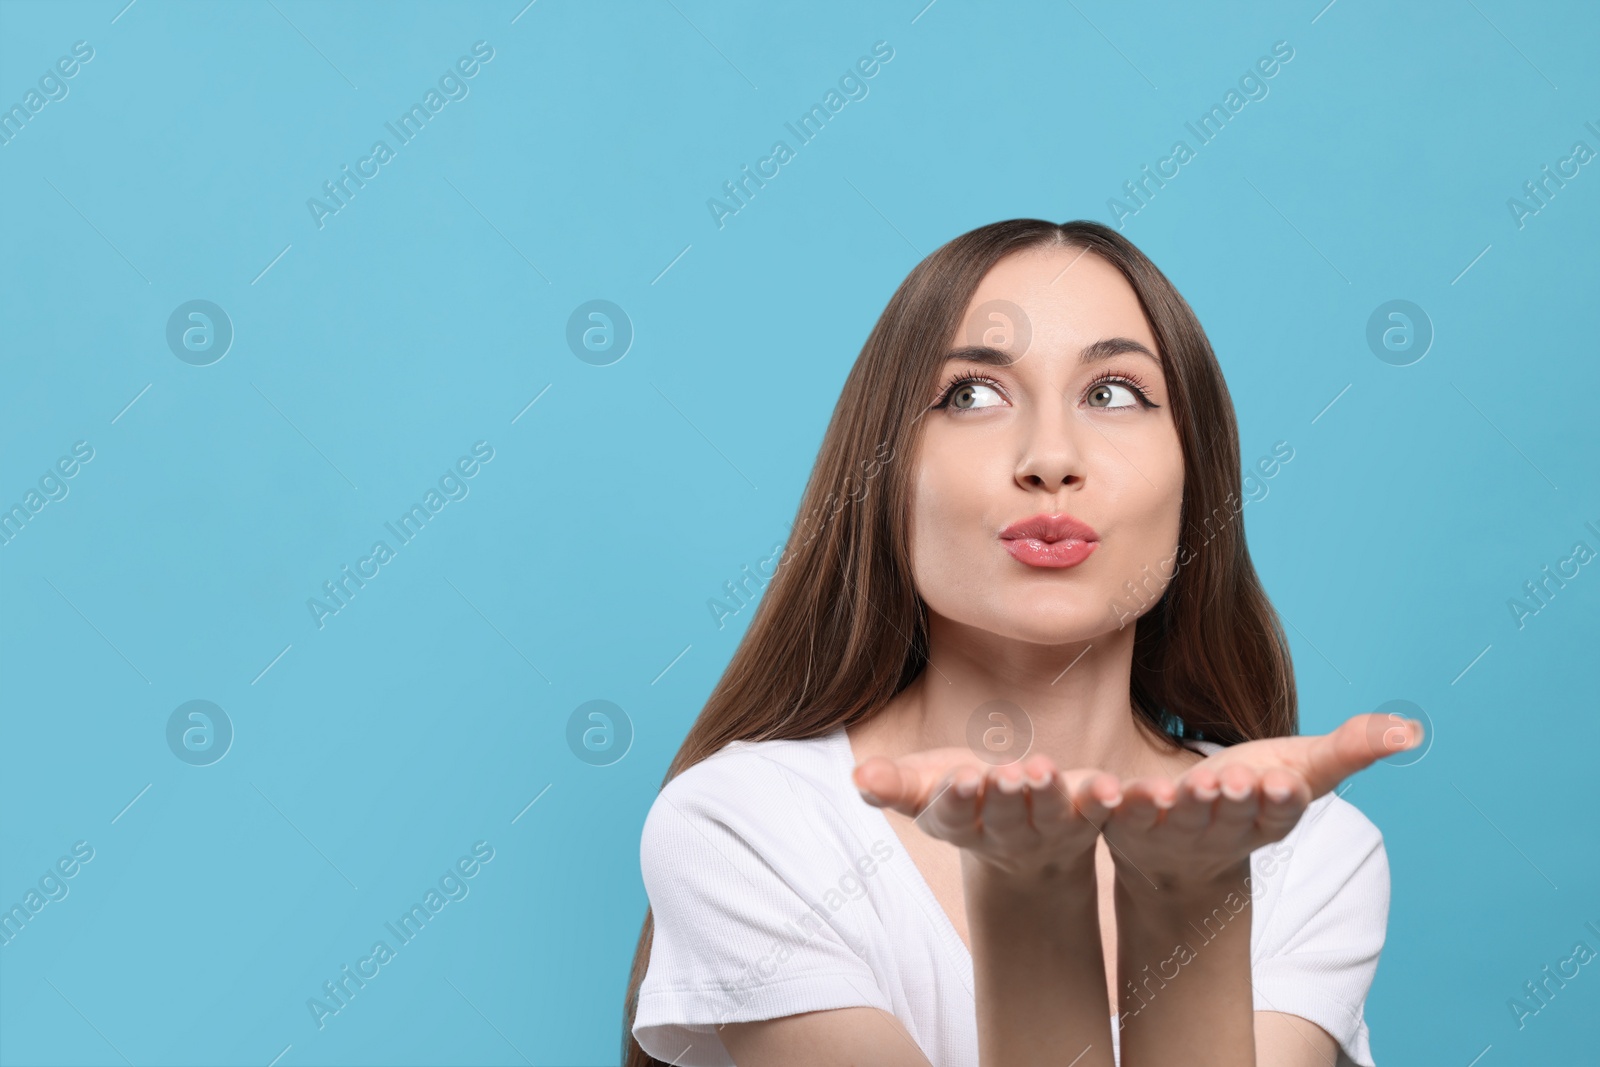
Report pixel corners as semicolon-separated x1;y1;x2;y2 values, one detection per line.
1265;784;1290;803
1025;769;1051;788
954;776;979;798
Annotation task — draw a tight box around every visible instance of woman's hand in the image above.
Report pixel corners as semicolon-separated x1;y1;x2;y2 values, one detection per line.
852;748;1123;881
1103;712;1424;896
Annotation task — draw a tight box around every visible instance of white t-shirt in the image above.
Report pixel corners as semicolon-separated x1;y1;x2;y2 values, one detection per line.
633;727;1388;1066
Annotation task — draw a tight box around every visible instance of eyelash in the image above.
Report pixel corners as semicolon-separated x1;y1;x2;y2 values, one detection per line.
930;370;1159;412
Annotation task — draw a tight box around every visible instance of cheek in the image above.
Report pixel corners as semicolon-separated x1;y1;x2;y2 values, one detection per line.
1106;495;1183;586
907;454;999;602
1063;425;1182;589
1108;423;1184;516
911;440;994;526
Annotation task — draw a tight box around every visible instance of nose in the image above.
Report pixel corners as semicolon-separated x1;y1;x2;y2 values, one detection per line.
1013;404;1085;493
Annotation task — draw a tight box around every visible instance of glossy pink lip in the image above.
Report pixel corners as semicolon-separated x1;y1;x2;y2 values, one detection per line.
998;512;1100;569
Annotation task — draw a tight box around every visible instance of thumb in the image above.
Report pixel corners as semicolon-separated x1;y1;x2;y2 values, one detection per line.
1303;713;1423;797
852;756;926;816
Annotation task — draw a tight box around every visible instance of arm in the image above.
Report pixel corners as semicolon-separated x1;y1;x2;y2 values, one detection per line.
1113;857;1257;1064
966;848;1115;1067
720;756;1119;1067
1107;712;1419;1065
1254;1012;1339;1064
720;1006;934;1066
861;754;1123;1067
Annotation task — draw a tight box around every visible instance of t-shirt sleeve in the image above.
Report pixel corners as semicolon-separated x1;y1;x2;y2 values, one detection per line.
631;756;891;1067
1251;794;1390;1067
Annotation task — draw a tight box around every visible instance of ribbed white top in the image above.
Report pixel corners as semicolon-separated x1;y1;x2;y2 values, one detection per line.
634;728;1387;1066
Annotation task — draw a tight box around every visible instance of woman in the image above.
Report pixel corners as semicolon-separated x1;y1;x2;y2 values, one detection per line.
622;219;1421;1066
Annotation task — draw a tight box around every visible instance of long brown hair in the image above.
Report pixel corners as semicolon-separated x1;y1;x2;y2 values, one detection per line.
620;218;1296;1064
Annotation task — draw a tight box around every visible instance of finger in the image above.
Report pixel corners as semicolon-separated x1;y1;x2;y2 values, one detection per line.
1256;768;1309;838
1107;776;1176;833
855;755;971;818
917;766;985;846
1305;714;1423;797
1062;771;1123;830
982;763;1036;846
1214;764;1261;832
1164;766;1220;832
1030;765;1110;834
853;756;926;816
1359;710;1427;761
1018;756;1070;830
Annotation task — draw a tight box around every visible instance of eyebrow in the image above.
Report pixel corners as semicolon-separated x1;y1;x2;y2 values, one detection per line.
942;337;1162;370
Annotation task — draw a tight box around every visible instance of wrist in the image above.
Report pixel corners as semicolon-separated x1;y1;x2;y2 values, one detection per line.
962;846;1098;900
1113;856;1252;911
963;848;1104;960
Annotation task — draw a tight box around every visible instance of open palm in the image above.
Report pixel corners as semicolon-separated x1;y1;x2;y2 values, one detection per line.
853;747;1122;879
1101;712;1423;893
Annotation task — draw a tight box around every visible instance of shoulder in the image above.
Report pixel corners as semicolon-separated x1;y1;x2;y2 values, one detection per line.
648;733;847;825
1253;786;1391;968
1294;789;1386;856
1258;789;1388;908
632;732;895;1054
1255;792;1389;1066
640;732;861;878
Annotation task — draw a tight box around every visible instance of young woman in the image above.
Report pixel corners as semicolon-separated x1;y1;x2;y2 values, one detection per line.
621;219;1421;1066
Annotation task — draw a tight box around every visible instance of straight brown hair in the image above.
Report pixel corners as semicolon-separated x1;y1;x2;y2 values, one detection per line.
621;218;1297;1064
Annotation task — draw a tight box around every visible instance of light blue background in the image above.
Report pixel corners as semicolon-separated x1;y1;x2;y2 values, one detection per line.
2;0;1597;1064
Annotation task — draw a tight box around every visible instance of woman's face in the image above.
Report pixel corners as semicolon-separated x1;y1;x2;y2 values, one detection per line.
908;245;1185;646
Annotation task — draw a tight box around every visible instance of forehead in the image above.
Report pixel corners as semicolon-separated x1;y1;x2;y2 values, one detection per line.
955;246;1157;361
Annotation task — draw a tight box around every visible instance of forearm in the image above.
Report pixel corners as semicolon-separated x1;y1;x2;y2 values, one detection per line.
1113;862;1255;1065
963;851;1116;1067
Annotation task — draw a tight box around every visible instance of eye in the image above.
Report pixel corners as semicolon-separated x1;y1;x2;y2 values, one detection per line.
933;374;1007;412
1084;372;1156;410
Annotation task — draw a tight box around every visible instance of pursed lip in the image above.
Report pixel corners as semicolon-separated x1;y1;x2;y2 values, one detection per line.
998;512;1100;544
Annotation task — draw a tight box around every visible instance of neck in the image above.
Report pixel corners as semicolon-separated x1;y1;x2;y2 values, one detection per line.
882;613;1182;780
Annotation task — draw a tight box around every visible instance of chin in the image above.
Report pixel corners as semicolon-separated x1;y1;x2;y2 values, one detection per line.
977;596;1115;646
